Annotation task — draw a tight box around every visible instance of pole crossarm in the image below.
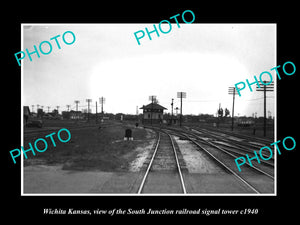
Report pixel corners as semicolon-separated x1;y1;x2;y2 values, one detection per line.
256;81;274;91
228;87;238;95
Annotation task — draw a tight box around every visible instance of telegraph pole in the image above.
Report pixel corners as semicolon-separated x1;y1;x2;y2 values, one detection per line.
256;81;274;137
228;87;238;131
99;97;105;114
96;101;98;123
99;97;106;121
171;98;174;125
136;106;139;122
74;100;80;112
75;100;80;120
86;99;92;122
177;92;186;127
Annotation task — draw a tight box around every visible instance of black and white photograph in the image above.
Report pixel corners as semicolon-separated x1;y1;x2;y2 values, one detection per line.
21;23;276;195
4;4;298;220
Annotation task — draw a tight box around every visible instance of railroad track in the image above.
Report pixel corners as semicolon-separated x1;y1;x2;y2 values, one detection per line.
137;131;186;194
190;126;272;147
188;128;275;167
165;126;275;165
160;127;274;194
169;130;274;194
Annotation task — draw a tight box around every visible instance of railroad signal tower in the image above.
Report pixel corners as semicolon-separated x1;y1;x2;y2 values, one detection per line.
256;81;274;137
228;87;238;131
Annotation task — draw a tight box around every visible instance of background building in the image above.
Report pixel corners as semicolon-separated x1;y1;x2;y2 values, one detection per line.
140;103;167;124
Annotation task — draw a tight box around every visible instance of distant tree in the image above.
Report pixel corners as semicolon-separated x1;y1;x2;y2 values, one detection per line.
217;107;223;117
225;108;230;117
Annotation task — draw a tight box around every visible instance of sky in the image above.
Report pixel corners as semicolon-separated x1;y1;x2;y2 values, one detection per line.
22;23;276;117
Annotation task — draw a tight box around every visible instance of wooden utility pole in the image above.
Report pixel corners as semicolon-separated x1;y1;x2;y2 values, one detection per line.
228;87;238;131
86;99;92;122
256;81;274;137
75;100;80;120
99;97;106;121
96;101;98;123
171;98;174;125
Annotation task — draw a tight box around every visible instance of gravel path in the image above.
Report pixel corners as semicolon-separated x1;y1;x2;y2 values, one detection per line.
174;136;225;174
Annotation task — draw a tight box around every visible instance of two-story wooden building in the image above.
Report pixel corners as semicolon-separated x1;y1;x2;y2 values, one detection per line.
140;103;167;124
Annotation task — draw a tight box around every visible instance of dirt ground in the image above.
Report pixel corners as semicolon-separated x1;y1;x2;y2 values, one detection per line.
23;165;143;194
23;120;158;194
24;120;156;172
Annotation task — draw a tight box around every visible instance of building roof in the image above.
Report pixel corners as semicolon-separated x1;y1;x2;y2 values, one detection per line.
140;103;167;110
